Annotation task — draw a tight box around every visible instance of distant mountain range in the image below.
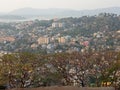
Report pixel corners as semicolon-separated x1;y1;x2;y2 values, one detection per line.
0;7;120;21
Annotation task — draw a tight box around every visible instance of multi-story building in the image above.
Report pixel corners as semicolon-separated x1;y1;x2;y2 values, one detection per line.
52;22;64;28
58;37;66;44
37;36;50;45
0;36;15;43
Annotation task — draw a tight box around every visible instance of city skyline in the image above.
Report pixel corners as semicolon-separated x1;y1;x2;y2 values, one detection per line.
0;0;120;12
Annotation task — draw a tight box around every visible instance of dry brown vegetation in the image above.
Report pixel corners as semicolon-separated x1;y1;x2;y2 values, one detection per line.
10;86;115;90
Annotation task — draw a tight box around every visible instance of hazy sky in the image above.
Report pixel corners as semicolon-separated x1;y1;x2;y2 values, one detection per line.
0;0;120;12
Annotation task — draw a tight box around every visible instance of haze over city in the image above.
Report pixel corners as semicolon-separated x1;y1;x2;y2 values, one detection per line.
0;0;120;12
0;0;120;90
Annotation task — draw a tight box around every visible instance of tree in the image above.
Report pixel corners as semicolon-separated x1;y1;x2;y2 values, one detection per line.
99;52;120;88
0;53;45;88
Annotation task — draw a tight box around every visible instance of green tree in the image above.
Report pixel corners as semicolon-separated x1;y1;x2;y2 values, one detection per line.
0;53;44;88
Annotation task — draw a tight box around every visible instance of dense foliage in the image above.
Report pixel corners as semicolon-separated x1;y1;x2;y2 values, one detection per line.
0;51;119;89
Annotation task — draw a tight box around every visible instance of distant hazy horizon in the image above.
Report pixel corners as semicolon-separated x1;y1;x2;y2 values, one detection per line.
0;0;120;12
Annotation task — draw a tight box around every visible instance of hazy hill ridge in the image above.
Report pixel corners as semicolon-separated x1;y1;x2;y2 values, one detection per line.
9;7;120;16
0;7;120;20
